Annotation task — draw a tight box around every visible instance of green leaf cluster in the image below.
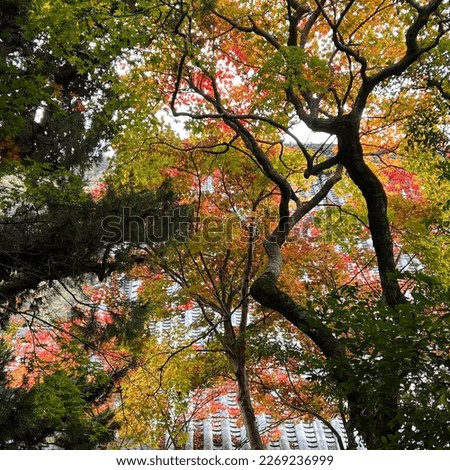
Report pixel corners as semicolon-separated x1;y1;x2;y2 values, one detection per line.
257;46;330;94
313;274;450;449
0;362;116;449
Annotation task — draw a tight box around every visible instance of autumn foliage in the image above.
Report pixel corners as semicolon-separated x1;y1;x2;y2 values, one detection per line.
1;0;450;451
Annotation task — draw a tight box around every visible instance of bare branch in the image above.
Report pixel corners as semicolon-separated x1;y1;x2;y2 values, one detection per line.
427;78;450;100
212;9;281;50
354;0;446;112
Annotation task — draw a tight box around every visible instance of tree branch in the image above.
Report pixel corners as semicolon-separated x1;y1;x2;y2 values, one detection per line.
250;272;345;361
354;0;446;113
427;78;450;100
304;155;340;178
212;9;281;50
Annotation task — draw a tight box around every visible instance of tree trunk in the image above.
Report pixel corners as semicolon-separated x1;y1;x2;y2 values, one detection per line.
224;319;265;449
336;119;407;307
334;118;407;447
232;349;265;450
250;117;409;448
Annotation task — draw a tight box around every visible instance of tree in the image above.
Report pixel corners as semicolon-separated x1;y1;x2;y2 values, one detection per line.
2;0;450;450
110;0;450;449
109;132;347;449
0;0;179;447
0;0;113;311
0;0;181;318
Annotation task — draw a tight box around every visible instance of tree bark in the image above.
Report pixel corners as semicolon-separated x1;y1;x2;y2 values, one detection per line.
335;118;407;308
222;219;265;450
232;341;265;450
223;318;265;449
